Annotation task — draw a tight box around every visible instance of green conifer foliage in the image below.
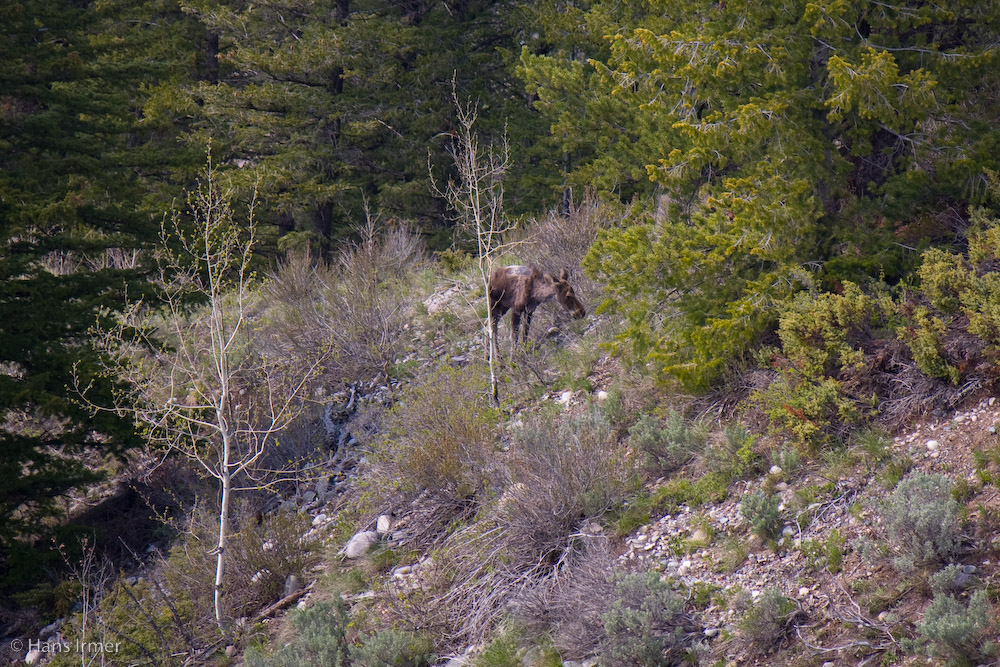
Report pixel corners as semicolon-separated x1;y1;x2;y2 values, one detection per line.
546;0;1000;390
517;1;663;203
0;0;190;590
167;0;535;250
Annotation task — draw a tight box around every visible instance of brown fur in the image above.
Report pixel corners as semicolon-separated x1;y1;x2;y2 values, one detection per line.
488;265;586;346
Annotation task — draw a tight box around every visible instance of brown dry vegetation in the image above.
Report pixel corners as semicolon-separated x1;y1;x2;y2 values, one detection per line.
20;201;1000;667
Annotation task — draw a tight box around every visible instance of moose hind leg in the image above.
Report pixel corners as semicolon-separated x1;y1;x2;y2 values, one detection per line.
510;309;522;346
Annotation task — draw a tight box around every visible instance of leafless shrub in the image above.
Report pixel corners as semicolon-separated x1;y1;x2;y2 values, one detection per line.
497;407;638;554
39;242;142;276
39;249;83;275
381;406;637;649
226;509;319;610
261;218;424;396
394;518;556;647
262;250;333;366
325;220;424;381
364;362;500;507
162;500;317;635
518;195;623;310
516;538;619;659
54;554;194;666
851;335;984;430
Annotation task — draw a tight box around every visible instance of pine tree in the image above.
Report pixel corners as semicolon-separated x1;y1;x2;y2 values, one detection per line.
516;1;663;204
0;0;196;590
167;0;536;251
523;0;1000;389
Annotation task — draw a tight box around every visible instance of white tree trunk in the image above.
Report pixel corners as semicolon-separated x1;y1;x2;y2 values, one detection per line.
486;298;499;406
214;429;232;632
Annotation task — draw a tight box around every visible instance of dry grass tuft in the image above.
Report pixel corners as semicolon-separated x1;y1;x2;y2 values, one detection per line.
378;406;637;649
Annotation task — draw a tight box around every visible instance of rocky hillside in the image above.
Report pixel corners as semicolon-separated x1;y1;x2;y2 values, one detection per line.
6;211;1000;667
241;271;1000;667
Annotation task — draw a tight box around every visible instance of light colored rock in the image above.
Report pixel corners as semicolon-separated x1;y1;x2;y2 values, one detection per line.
581;658;599;667
557;390;573;405
775;481;789;492
25;650;43;665
424;285;463;315
690;528;709;544
782;525;796;539
312;513;328;527
769;465;782;476
344;530;379;558
926;439;940;451
703;628;720;638
798;586;809;597
40;619;62;637
521;646;549;666
376;514;393;536
596;390;609;401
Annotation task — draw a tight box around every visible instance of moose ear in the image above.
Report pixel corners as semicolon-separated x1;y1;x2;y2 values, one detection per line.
560;268;569;281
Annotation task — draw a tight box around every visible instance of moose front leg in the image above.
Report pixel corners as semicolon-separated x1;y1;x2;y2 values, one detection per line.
489;300;509;355
510;309;522;346
522;307;535;345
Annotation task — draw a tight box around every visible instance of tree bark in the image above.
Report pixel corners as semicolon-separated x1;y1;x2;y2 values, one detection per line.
334;0;349;22
313;201;334;250
214;437;231;633
205;30;219;84
485;265;499;406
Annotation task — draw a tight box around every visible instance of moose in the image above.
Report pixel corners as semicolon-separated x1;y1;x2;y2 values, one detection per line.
488;265;586;347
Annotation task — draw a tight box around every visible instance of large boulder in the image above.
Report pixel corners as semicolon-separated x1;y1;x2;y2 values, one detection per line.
344;530;379;559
